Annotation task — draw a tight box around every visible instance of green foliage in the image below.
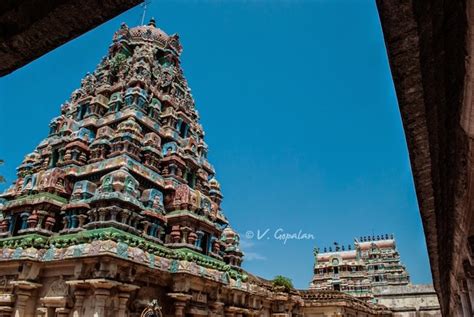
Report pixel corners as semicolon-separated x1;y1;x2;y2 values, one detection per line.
272;275;293;292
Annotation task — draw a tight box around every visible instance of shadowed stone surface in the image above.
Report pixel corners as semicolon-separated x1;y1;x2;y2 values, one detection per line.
0;0;142;77
376;0;472;315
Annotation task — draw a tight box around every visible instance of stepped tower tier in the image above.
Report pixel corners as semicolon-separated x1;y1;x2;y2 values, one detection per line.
0;19;241;267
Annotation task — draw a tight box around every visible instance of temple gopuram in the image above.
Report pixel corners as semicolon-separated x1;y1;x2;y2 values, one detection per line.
311;235;441;316
0;19;295;317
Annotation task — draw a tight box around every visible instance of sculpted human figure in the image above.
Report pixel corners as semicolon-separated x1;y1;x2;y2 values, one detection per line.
125;178;135;195
102;176;112;192
152;193;162;209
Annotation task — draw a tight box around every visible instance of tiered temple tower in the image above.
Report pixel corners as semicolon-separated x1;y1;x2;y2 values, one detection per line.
0;19;243;267
310;235;440;315
310;235;409;299
0;20;294;317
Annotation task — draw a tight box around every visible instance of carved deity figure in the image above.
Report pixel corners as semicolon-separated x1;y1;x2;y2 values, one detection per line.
80;72;96;94
102;176;113;192
125;177;135;195
174;184;190;205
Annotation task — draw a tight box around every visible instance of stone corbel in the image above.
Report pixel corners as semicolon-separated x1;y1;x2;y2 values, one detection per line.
224;306;239;317
40;277;73;315
39;296;72;313
10;280;42;317
247;308;262;317
209;301;224;317
0;292;15;317
67;279;139;317
167;292;192;317
117;284;140;317
69;288;86;317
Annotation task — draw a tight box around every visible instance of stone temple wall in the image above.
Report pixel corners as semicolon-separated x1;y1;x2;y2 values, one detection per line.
373;285;441;317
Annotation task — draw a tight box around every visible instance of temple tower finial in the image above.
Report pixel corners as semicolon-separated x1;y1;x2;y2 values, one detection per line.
140;0;151;25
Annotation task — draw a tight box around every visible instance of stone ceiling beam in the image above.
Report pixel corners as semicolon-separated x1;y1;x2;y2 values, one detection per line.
0;0;142;77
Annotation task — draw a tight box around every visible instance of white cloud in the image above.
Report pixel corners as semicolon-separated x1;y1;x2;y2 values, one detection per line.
240;238;255;249
245;252;267;261
240;237;265;261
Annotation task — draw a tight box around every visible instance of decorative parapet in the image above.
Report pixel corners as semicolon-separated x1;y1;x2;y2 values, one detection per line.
299;290;392;315
3;193;67;208
0;227;247;283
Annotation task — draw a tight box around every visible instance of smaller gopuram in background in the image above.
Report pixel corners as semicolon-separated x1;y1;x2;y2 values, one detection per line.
310;234;441;316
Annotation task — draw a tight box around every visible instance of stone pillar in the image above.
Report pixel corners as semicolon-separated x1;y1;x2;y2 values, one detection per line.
168;293;191;317
11;281;41;317
180;226;191;244
71;289;86;317
92;288;109;317
67;279;138;317
117;282;139;317
195;230;204;248
174;302;187;317
13;290;31;317
117;292;130;317
207;235;215;254
142;221;151;236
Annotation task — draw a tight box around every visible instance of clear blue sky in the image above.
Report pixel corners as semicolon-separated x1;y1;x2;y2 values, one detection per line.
0;0;432;288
